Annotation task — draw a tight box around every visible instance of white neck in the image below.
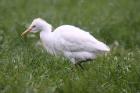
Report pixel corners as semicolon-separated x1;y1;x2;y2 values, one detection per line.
41;22;52;33
40;23;53;41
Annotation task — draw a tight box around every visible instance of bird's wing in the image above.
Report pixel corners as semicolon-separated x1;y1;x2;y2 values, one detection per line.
54;25;110;52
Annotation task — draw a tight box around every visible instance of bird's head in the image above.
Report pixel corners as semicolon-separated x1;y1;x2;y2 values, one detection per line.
21;18;52;37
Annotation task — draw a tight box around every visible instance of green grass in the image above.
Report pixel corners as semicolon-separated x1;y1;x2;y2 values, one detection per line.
0;0;140;93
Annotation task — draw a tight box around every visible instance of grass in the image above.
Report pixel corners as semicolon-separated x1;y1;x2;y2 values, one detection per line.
0;0;140;93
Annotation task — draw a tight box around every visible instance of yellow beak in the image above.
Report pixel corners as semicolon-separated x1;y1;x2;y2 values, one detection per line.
21;28;32;37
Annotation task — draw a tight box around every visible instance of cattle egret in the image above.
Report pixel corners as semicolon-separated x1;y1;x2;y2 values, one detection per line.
21;18;110;69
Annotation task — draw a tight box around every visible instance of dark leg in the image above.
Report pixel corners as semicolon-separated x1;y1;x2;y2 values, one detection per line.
76;59;93;70
74;64;79;68
74;58;93;70
78;63;84;70
74;63;84;70
79;59;92;63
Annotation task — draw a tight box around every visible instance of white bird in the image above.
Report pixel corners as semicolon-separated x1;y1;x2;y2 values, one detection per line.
21;18;110;69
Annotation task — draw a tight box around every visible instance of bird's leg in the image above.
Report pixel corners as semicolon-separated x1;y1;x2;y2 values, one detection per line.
72;59;84;70
74;64;79;69
75;63;84;70
77;63;84;70
77;59;92;70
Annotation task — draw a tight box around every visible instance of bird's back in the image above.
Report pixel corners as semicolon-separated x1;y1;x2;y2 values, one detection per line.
53;25;110;52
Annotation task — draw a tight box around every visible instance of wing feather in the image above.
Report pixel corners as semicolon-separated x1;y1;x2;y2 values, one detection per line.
54;25;110;52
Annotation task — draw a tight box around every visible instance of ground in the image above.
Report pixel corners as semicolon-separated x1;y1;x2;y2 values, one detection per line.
0;0;140;93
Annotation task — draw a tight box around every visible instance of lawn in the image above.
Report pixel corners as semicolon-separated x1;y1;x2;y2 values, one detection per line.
0;0;140;93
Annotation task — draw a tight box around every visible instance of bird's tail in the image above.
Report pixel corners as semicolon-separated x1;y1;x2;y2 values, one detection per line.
95;42;110;52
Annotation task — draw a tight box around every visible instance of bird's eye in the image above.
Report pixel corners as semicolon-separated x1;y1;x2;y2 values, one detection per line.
32;25;36;28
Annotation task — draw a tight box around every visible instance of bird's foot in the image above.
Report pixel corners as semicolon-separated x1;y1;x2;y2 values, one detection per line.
75;63;85;70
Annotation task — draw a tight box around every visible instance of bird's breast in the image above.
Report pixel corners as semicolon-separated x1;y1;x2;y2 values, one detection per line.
40;32;63;56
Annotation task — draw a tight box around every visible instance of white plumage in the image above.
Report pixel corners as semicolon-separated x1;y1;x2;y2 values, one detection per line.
21;18;110;65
